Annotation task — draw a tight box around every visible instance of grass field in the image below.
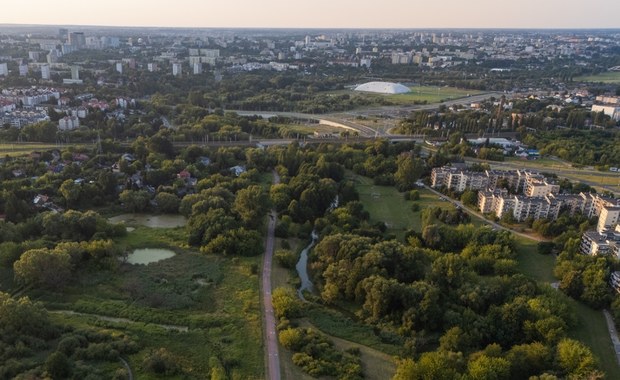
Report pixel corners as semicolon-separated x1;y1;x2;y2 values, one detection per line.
328;86;482;107
511;238;620;378
576;72;620;84
389;86;482;104
352;173;456;237
0;143;61;157
514;237;557;283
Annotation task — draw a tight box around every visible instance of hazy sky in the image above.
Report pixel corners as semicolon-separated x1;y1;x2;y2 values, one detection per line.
3;0;620;29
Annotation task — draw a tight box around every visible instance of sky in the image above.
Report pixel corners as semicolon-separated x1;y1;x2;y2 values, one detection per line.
2;0;620;29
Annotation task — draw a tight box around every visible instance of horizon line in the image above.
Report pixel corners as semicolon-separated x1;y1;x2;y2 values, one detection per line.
1;22;620;32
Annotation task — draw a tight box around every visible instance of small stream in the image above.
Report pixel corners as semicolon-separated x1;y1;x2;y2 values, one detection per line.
296;231;318;301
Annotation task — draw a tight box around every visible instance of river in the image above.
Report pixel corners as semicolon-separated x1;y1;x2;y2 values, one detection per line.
296;231;318;301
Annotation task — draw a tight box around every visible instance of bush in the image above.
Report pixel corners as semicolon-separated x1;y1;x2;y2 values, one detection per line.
275;250;297;269
142;348;180;376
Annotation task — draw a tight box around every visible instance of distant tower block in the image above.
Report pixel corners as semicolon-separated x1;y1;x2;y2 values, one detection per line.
71;66;80;80
172;63;182;76
116;62;123;74
193;62;203;75
41;64;51;80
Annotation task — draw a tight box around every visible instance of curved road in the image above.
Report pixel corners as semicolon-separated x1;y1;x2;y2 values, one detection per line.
262;171;281;380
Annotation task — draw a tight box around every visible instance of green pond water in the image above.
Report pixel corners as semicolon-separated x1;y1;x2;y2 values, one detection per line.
127;248;176;265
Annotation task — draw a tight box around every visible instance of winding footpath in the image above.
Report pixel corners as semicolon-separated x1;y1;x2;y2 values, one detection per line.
262;171;281;380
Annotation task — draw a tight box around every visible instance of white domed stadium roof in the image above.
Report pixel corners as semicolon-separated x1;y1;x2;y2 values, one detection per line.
354;81;411;94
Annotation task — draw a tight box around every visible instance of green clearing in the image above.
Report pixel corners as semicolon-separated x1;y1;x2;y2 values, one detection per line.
351;173;456;237
576;72;620;84
569;300;620;379
389;86;482;104
0;143;60;157
327;86;482;107
0;143;91;157
305;306;401;356
514;237;557;283
297;318;397;380
3;227;264;379
510;238;620;378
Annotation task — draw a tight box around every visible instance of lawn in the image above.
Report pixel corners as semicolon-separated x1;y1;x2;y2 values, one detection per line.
514;236;557;283
352;173;456;237
513;236;620;378
569;299;620;379
576;72;620;84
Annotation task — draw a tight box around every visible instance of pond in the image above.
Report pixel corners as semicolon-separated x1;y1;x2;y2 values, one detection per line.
126;248;176;265
108;214;187;228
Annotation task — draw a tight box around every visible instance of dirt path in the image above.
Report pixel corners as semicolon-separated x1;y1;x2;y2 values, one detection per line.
50;310;189;332
262;170;281;380
119;357;134;380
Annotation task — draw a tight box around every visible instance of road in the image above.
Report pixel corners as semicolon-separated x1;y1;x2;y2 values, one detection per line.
229;92;505;138
422;184;546;242
262;170;281;380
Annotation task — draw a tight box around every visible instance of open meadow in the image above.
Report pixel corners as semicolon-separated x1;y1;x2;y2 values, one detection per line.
576;72;620;84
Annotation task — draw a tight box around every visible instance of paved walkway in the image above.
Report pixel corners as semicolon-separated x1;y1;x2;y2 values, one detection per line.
262;171;281;380
603;310;620;365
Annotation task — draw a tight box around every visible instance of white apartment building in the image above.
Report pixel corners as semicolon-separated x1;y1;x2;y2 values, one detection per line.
58;116;80;130
172;63;182;76
41;64;51;80
597;206;620;233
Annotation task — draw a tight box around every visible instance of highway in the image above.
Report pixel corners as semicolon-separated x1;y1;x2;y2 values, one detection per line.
261;171;281;380
230;91;506;137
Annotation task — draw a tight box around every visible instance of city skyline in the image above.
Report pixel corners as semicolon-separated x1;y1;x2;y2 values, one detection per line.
2;0;620;29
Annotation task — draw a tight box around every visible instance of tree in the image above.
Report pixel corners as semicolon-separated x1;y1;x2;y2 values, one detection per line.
466;354;510;380
119;190;151;213
394;351;465;380
45;351;72;379
556;338;599;378
278;328;304;350
14;248;72;289
272;287;300;319
394;153;424;191
155;192;180;214
460;189;478;207
60;179;82;208
233;185;270;228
